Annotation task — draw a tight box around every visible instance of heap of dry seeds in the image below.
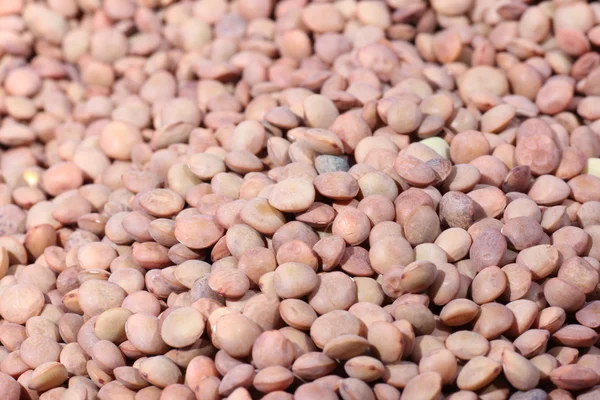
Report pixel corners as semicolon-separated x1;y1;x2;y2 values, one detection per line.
2;0;600;399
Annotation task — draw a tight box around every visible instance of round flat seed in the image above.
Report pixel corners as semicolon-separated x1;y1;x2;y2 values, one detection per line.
576;301;600;328
502;350;540;391
472;303;514;339
470;229;507;272
139;189;185;217
95;308;132;343
440;299;480;327
401;371;442;400
0;284;44;324
174;214;225;249
550;365;599;391
515;133;561;176
457;356;502;391
400;261;437;293
139;356;183;388
273;262;318;299
125;314;169;355
394;155;436;187
313;172;359;200
160;307;205;348
310;310;363;349
471;266;507;304
187;153;227;180
323;334;369;360
268;178;315;212
543;278;586;312
28;362;68;392
214;314;263;358
208;265;250;298
404;206;441;246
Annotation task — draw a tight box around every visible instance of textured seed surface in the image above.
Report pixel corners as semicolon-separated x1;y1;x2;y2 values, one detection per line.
1;0;600;399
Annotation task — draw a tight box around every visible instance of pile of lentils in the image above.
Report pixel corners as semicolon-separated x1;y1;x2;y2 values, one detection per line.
4;0;600;399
